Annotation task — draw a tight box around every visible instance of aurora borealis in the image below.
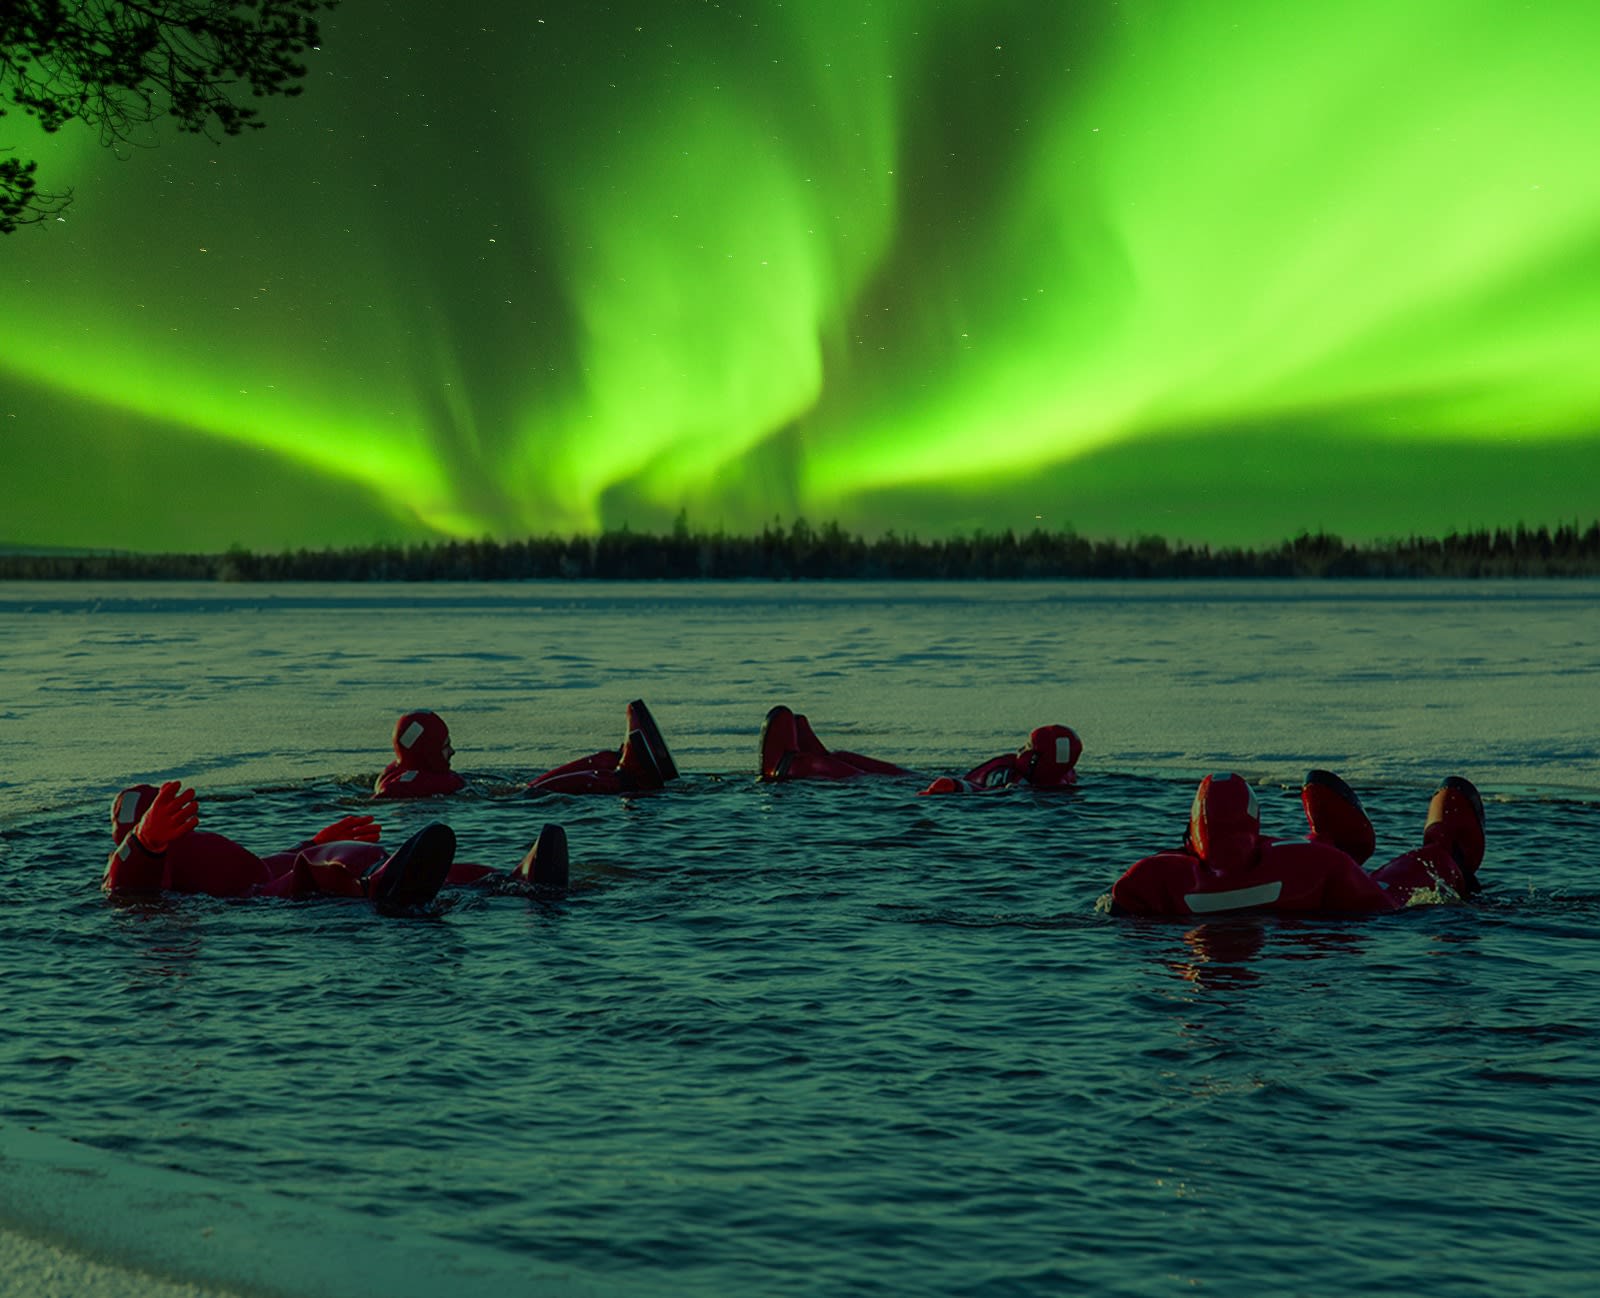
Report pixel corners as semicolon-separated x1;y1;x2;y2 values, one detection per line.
4;0;1599;553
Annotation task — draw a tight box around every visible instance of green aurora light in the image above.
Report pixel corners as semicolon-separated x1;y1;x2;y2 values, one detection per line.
3;0;1598;552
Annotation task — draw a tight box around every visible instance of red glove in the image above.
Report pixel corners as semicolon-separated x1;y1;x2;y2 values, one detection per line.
135;781;200;852
312;813;382;845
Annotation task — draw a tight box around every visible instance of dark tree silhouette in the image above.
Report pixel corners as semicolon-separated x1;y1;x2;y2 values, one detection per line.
6;520;1600;581
2;0;334;232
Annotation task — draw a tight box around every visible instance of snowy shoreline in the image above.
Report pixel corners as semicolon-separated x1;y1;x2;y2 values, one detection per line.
0;1124;619;1298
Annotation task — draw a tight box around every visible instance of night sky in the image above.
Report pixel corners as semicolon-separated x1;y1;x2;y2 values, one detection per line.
4;0;1598;553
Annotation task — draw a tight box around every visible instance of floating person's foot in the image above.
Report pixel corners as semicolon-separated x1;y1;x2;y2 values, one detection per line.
793;712;829;755
617;728;667;790
366;823;455;910
625;699;678;782
1423;776;1485;890
759;705;800;781
1301;769;1376;864
515;823;570;893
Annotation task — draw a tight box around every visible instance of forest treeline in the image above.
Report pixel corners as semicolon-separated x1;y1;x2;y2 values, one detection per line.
5;520;1600;581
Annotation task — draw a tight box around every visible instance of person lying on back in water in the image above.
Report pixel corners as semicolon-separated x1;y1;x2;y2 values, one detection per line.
1107;770;1485;916
920;725;1083;794
105;782;570;907
528;699;679;795
756;705;916;782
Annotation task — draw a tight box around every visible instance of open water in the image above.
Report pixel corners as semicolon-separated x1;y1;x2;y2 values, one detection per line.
2;581;1598;1296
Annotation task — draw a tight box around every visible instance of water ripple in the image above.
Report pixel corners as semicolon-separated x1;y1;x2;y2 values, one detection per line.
4;771;1600;1295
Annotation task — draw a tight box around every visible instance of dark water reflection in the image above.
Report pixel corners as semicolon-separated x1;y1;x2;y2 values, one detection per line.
3;770;1599;1296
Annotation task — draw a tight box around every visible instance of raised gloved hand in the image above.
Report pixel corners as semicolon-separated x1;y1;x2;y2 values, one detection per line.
311;813;382;845
135;781;200;852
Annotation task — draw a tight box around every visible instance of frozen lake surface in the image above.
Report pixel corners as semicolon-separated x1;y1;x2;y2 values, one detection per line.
2;580;1598;1297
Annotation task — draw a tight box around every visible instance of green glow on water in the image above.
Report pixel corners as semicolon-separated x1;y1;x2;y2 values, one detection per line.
3;1;1597;551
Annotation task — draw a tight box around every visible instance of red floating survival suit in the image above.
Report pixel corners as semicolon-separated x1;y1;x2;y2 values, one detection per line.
374;710;466;799
758;705;915;781
528;699;678;795
1109;773;1475;917
921;725;1083;795
104;784;398;899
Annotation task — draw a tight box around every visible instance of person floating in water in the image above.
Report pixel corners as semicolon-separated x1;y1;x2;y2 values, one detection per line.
374;709;466;799
1107;770;1485;916
920;724;1083;794
527;699;678;795
105;781;569;905
758;705;916;781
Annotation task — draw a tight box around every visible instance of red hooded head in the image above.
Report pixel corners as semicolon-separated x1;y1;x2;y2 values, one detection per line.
1021;725;1082;787
1185;773;1261;872
391;711;455;772
110;784;159;843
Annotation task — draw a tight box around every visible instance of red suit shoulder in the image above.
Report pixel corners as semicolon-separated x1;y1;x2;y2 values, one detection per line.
374;764;466;799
